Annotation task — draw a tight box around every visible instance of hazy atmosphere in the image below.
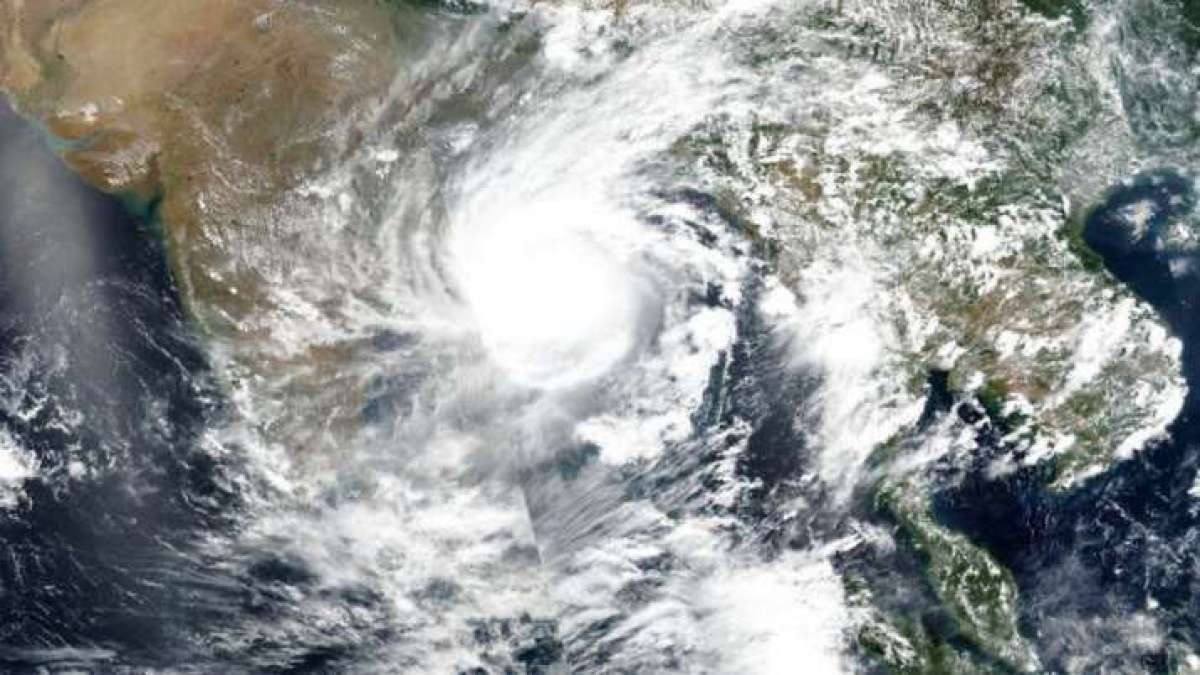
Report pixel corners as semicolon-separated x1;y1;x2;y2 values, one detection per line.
1;0;1200;672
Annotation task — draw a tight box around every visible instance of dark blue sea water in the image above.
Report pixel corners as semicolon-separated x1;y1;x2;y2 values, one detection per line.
2;37;1197;672
0;100;240;670
937;168;1200;671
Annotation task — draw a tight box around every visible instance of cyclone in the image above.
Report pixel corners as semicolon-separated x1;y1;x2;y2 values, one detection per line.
2;0;1200;672
448;198;648;390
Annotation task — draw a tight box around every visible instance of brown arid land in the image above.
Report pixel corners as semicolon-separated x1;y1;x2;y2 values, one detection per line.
0;0;401;333
0;0;411;467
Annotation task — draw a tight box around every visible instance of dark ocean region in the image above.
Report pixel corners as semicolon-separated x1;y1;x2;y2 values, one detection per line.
0;100;242;669
936;168;1200;672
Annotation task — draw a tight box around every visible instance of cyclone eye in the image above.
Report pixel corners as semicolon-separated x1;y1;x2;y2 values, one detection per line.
448;200;644;390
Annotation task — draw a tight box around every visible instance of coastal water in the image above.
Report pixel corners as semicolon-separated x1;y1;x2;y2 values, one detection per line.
4;0;1197;669
0;100;236;669
937;168;1200;671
